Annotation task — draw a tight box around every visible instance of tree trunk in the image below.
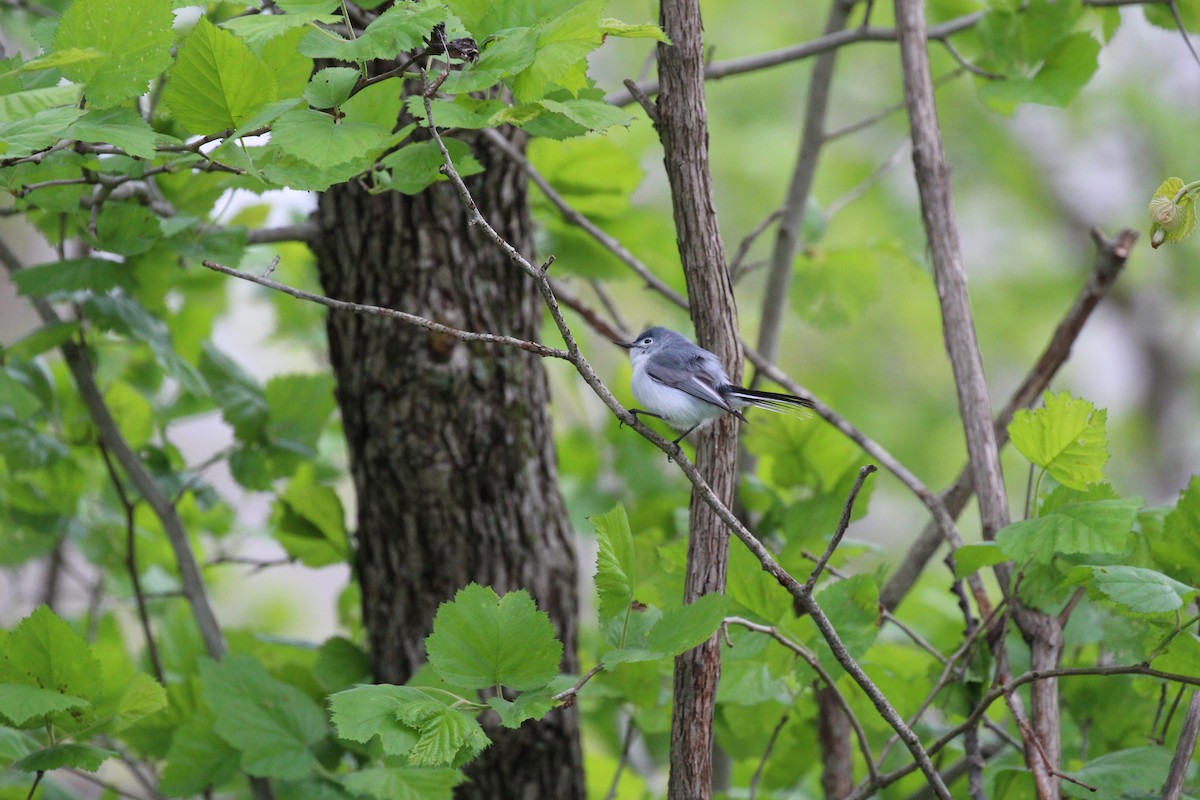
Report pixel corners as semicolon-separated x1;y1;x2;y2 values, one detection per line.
310;129;583;800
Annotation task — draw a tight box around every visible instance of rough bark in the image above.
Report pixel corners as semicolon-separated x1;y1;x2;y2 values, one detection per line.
817;685;853;799
310;129;583;800
656;1;741;798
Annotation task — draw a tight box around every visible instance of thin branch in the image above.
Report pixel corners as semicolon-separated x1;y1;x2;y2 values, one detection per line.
728;207;782;282
726;616;881;786
749;713;789;800
1162;691;1200;800
200;260;567;359
0;236;228;663
822;138;910;222
603;714;638;800
552;664;604;706
805;464;877;592
825;69;963;141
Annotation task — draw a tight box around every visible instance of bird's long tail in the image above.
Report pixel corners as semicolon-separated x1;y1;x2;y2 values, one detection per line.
723;386;815;418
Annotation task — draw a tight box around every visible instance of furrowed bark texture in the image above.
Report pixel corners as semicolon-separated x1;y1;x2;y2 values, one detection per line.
656;1;741;797
892;2;1061;795
311;130;583;800
817;685;854;799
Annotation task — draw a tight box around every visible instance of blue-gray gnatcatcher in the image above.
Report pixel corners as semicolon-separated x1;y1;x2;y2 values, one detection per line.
616;326;815;445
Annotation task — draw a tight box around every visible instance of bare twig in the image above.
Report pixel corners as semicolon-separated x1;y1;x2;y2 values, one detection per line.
1162;691;1200;800
603;714;639;800
805;464;877;592
728;208;782;282
749;713;789;800
552;664;604;706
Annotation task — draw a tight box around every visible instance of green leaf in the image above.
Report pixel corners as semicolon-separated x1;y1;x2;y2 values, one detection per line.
13;47;105;75
486;685;557;729
200;343;268;441
264;372;336;452
952;542;1008;579
109;672;167;731
305;67;360;110
53;0;175;108
1154;476;1200;583
222;12;340;48
980;33;1100;113
0;685;89;726
67;108;168;160
426;585;562;691
405;95;507;130
380;139;484;195
0;85;83;123
403;702;489;768
1061;746;1175;799
103;381;154;450
511;0;604;101
11;257;136;298
199;654;326;780
163;17;278;136
996;499;1141;563
272;466;350;567
600;18;671;43
535;98;632;132
297;0;446;61
312;636;371;693
0;606;103;705
439;27;538;94
12;742;115;773
814;575;879;674
83;294;208;398
1148;177;1198;249
726;535;791;625
0;107;85;159
159;706;240;796
1008;391;1108;489
2;321;79;362
272;108;390;170
592;505;635;625
342;767;465;800
328;684;421;755
603;593;728;665
1068;565;1198;614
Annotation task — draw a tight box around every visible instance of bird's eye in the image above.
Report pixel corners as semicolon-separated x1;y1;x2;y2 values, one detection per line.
642;338;652;345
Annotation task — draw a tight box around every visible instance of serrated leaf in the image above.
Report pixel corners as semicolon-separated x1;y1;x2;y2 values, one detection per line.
68;108;168;160
0;106;85;158
997;498;1141;563
1155;476;1200;584
535;98;632;132
814;575;879;674
53;0;175;108
726;536;791;624
592;505;635;625
199;343;268;441
952;542;1008;579
83;294;208;397
199;654;325;780
405;704;489;768
0;685;89;726
0;85;84;123
380;138;484;195
305;67;360;109
164;17;278;136
0;606;103;705
342;767;465;800
439;27;538;94
264;372;336;452
405;96;507;130
272;108;390;170
3;321;80;362
110;672;167;731
222;12;340;48
486;684;556;729
511;0;604;101
11;257;135;298
1009;391;1108;489
272;466;350;567
603;593;728;665
1061;746;1175;799
297;0;446;61
12;742;115;773
1069;565;1198;614
328;685;421;756
159;705;240;796
600;18;671;43
313;636;371;693
980;32;1100;112
425;584;562;691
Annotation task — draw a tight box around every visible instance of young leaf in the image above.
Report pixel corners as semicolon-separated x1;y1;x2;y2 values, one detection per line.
1068;565;1198;614
1147;177;1197;249
109;672;167;731
380;139;484;195
304;67;360;110
0;685;89;727
271;108;390;170
0;606;103;706
272;466;350;567
1008;391;1108;489
511;0;605;102
163;18;278;136
52;0;175;108
486;684;557;729
199;654;326;780
996;499;1141;563
600;18;671;43
425;584;562;691
592;505;635;625
328;685;422;756
403;703;489;768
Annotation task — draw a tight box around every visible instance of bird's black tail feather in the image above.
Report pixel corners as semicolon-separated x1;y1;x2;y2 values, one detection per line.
723;386;815;417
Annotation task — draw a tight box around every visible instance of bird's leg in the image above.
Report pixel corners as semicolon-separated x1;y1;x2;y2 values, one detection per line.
622;408;665;429
670;424;699;447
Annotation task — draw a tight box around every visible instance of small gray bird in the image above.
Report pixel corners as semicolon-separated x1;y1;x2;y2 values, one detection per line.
616;326;814;445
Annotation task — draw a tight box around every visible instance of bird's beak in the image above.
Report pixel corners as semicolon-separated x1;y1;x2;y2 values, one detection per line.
614;340;634;349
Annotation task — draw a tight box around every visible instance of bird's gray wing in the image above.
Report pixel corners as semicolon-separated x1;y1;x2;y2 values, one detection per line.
646;349;737;414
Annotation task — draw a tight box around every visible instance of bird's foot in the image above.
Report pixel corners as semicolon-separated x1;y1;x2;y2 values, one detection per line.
622;408;664;429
